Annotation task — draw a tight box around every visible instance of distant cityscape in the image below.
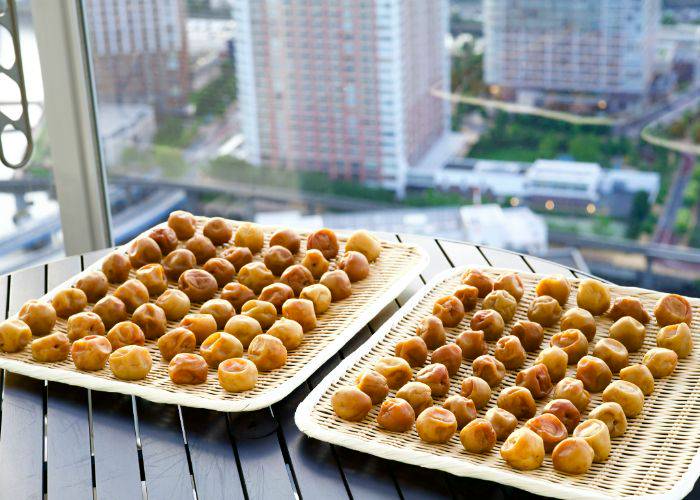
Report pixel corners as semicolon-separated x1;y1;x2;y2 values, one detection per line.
2;0;700;294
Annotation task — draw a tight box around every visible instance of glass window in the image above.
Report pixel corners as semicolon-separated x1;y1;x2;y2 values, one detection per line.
0;0;65;274
77;0;699;294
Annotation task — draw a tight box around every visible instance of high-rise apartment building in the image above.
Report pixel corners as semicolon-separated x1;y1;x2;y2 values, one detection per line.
233;0;451;192
483;0;661;111
85;0;190;114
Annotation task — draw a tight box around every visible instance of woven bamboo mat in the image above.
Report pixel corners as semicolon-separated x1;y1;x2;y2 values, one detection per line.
296;266;700;499
0;218;427;412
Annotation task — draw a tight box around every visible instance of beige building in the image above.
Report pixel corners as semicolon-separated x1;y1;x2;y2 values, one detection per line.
233;0;452;192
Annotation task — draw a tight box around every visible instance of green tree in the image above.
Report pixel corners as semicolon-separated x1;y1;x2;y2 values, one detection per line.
121;146;143;165
692;122;700;144
538;134;560;159
569;134;602;163
662;13;677;24
191;61;236;118
116;146;156;175
153;145;187;179
675;207;692;234
593;216;614;237
690;224;700;248
493;111;509;137
683;180;700;207
626;191;651;239
668;119;687;139
154;118;197;148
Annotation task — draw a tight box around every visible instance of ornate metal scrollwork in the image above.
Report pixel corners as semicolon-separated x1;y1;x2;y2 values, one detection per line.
0;0;33;169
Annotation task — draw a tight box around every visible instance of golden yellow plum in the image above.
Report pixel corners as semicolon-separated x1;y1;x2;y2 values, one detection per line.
71;335;111;371
218;358;258;392
168;353;208;385
332;387;372;422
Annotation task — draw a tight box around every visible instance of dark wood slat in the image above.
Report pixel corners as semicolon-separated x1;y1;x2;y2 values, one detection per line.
433;239;489;269
478;246;529;272
46;384;92;498
272;385;350;500
91;391;143;500
137;399;194;500
0;265;46;500
299;337;398;500
0;376;45;500
46;257;81;290
45;257;93;499
436;240;527;499
180;407;246;500
85;247;250;500
0;274;8;317
433;238;488;269
479;246;530;271
330;437;399;500
81;248;112;268
306;321;400;500
472;247;549;500
520;255;575;277
243;233;419;500
228;408;298;500
7;265;45;315
398;234;446;289
337;234;456;500
339;325;374;360
358;235;452;499
83;250;144;499
329;331;401;500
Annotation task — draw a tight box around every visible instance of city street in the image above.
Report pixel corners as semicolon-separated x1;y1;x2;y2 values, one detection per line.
619;85;700;137
654;153;695;245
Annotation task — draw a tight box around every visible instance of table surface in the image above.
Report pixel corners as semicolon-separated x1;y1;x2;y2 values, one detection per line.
2;235;699;500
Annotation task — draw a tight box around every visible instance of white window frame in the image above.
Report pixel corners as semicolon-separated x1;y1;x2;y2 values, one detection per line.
30;0;113;255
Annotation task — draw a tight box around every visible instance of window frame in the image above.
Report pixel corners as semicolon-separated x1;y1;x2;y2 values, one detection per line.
29;0;113;255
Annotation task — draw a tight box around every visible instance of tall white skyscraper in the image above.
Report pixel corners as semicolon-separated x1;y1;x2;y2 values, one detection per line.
233;0;452;192
483;0;661;111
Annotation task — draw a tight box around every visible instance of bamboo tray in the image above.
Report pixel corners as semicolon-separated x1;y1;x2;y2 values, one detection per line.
0;218;428;412
295;266;700;499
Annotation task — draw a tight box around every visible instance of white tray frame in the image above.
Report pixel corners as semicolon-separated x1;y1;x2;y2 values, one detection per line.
0;236;429;413
295;266;700;500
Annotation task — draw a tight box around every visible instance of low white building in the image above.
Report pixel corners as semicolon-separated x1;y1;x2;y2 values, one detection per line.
434;159;528;197
657;23;700;83
600;170;660;203
459;204;547;254
411;157;660;217
525;160;603;204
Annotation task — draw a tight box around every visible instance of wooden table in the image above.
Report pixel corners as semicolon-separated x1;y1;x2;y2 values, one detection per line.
2;236;699;500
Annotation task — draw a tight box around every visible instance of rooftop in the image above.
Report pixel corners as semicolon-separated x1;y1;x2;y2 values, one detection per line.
459;204;548;253
527;159;604;183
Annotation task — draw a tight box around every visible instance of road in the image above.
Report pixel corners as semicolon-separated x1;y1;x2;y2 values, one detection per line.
653;153;695;245
618;85;700;137
184;108;241;164
0;188;186;274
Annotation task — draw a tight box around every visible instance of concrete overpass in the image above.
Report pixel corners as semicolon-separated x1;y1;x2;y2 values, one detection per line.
0;189;186;274
0;174;403;212
549;231;700;289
